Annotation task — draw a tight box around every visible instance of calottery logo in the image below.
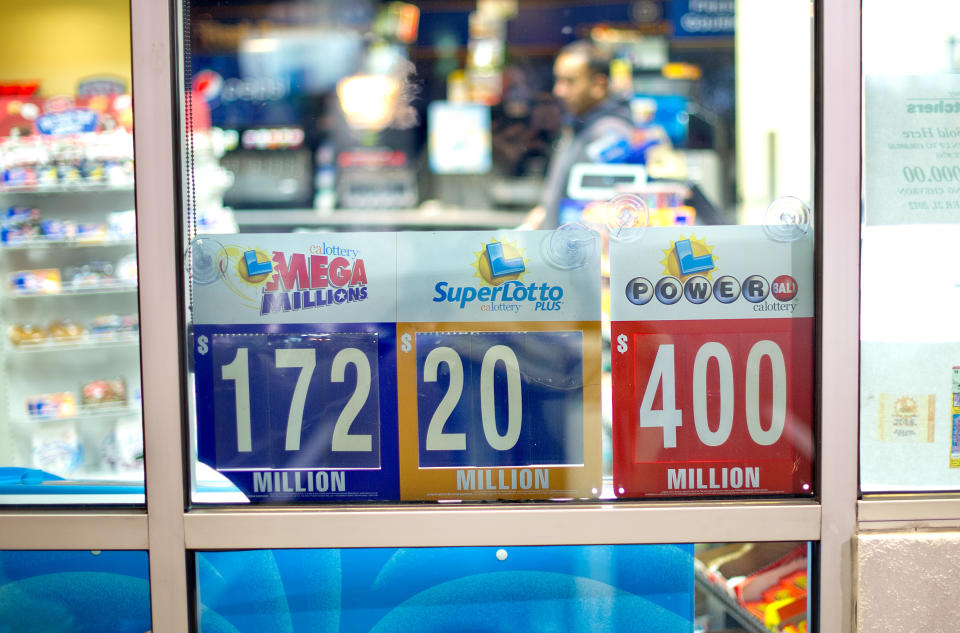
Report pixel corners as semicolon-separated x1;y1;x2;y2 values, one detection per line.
432;237;563;313
215;243;368;315
473;238;527;285
660;236;716;279
624;235;799;312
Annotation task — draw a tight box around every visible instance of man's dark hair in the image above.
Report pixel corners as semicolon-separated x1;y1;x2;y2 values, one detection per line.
557;41;611;78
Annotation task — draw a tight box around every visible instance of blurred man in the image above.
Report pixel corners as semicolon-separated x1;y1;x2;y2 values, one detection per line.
521;41;635;229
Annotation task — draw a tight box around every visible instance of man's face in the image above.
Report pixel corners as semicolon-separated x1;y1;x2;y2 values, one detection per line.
553;52;606;117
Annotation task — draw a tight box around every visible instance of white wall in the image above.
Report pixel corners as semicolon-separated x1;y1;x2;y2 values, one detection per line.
858;531;960;633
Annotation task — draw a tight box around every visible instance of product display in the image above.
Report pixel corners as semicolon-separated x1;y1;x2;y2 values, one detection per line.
1;205;135;246
0;112;142;487
8;314;137;347
0;92;135;191
695;542;808;633
6;254;136;295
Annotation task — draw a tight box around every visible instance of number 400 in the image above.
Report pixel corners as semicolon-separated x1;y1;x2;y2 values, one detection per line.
639;340;787;449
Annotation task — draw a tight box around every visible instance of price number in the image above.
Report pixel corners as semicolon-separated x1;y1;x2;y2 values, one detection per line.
903;165;960;184
416;331;583;468
635;333;789;454
210;332;380;470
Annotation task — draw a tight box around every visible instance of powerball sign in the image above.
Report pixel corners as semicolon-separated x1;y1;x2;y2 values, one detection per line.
610;227;814;498
192;234;398;502
396;231;602;501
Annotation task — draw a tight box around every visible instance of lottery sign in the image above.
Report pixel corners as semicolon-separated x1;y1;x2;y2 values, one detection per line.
610;227;814;498
396;231;603;500
192;234;399;502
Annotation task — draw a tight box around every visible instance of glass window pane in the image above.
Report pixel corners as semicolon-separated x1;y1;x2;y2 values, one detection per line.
861;0;960;492
195;542;810;633
0;550;151;631
182;1;815;504
0;0;143;504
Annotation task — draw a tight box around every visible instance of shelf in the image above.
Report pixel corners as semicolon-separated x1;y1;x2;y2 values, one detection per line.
7;333;139;354
233;208;527;230
1;238;136;251
694;568;770;633
6;282;138;298
12;405;141;425
0;183;134;195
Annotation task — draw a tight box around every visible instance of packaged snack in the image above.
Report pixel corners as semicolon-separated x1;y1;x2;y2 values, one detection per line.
107;209;136;240
90;314;124;335
40;219;72;241
8;323;48;345
26;392;77;418
1;166;37;188
73;223;107;242
48;319;85;341
57;161;82;184
81;377;127;407
64;261;113;288
32;423;83;476
1;206;43;244
116;253;137;283
9;268;61;294
100;416;143;472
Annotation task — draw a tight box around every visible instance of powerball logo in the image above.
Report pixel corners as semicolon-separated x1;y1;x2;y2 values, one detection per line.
625;235;799;312
215;243;368;316
432;237;564;313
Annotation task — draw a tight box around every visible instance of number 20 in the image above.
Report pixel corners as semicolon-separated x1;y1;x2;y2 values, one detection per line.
422;345;522;452
220;346;372;453
639;340;786;449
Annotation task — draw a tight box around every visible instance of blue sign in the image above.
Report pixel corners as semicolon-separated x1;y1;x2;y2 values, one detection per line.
194;323;399;502
415;330;583;468
197;544;695;633
35;109;99;135
669;0;735;38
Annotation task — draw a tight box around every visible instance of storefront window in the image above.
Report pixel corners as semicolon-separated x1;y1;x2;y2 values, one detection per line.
860;0;960;492
0;0;143;504
182;0;816;505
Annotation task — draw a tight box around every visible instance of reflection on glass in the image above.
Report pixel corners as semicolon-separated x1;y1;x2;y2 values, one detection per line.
0;550;151;632
0;0;143;504
184;1;812;228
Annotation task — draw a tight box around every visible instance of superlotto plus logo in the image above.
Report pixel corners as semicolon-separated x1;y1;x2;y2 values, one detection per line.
625;236;798;313
216;243;368;316
432;238;565;313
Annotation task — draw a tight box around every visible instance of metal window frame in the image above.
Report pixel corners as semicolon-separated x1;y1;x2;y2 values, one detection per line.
0;1;867;632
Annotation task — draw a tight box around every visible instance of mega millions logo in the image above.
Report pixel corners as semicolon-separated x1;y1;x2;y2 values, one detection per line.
215;243;368;316
625;235;799;311
432;237;564;313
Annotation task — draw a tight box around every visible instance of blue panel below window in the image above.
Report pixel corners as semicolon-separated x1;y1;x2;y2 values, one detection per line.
196;544;695;633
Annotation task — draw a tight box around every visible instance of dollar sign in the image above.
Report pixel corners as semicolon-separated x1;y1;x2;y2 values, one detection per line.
197;335;209;355
616;334;628;354
401;333;412;353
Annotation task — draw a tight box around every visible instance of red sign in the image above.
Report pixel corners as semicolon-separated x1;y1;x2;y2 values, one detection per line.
611;317;813;498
